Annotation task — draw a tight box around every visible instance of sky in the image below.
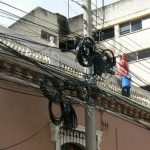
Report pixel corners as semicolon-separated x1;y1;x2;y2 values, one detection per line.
0;0;119;27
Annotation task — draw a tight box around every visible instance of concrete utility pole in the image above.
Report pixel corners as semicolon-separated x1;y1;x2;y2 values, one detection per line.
83;1;97;150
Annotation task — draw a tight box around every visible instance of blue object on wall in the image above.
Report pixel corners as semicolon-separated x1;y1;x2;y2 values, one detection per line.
121;76;131;88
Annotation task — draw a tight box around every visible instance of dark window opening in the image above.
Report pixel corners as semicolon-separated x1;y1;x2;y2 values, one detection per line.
59;40;75;52
141;85;150;92
138;49;150;60
41;30;56;41
93;27;114;41
120;23;130;35
131;19;142;32
127;52;137;62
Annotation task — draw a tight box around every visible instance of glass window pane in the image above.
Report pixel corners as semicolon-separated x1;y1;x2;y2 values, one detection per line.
120;23;130;35
131;19;142;32
100;27;114;41
138;49;150;60
127;52;137;62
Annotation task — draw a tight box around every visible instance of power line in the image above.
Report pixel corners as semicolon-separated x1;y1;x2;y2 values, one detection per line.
1;26;149;87
1;39;150;125
67;0;150;84
0;1;59;28
0;122;50;150
0;1;149;86
92;12;150;69
70;0;150;72
0;29;148;86
0;1;83;38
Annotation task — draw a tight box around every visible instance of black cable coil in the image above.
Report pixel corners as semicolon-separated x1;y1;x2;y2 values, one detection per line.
101;49;116;72
40;76;64;126
92;52;104;76
40;76;78;128
76;37;95;67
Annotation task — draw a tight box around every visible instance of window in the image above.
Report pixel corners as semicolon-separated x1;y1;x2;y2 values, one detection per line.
120;23;130;35
93;27;114;41
127;52;137;62
101;27;114;40
41;30;56;42
138;49;150;60
131;19;142;32
120;19;142;35
127;49;150;62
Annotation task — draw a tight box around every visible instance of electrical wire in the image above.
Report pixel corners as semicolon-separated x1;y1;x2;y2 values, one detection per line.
63;102;78;129
92;12;150;70
2;1;150;75
0;3;150;133
40;75;78;127
1;30;149;88
0;1;59;28
0;121;50;150
0;0;149;108
62;0;79;16
70;0;150;74
0;8;58;33
0;39;85;83
0;26;149;87
0;42;149;126
68;2;150;86
0;2;146;79
0;1;83;38
0;84;42;97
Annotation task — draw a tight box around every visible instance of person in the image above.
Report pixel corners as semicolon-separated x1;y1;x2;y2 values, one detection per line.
119;54;131;97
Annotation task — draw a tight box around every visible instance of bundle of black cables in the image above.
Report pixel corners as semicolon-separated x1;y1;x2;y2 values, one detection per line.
40;76;64;126
101;49;116;73
76;37;95;67
92;52;105;76
92;49;116;76
63;103;78;129
40;76;78;128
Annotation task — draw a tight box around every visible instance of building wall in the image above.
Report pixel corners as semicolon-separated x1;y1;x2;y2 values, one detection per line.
9;7;59;46
0;77;150;150
100;112;150;150
94;0;150;26
69;0;150;87
0;80;54;150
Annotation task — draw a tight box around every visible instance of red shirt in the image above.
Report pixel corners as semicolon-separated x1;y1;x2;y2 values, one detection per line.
119;59;129;76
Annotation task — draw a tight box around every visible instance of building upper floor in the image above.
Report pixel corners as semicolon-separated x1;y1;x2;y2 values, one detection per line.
68;0;150;88
9;7;70;47
1;0;150;95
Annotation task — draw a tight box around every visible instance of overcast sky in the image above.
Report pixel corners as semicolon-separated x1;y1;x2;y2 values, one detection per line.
0;0;119;27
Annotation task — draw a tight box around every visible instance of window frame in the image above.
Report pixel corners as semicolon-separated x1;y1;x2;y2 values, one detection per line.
120;18;143;35
41;30;56;42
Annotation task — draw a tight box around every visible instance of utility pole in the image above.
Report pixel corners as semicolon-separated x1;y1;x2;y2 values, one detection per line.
83;1;97;150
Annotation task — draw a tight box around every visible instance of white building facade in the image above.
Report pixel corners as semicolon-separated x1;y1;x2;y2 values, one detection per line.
69;0;150;89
